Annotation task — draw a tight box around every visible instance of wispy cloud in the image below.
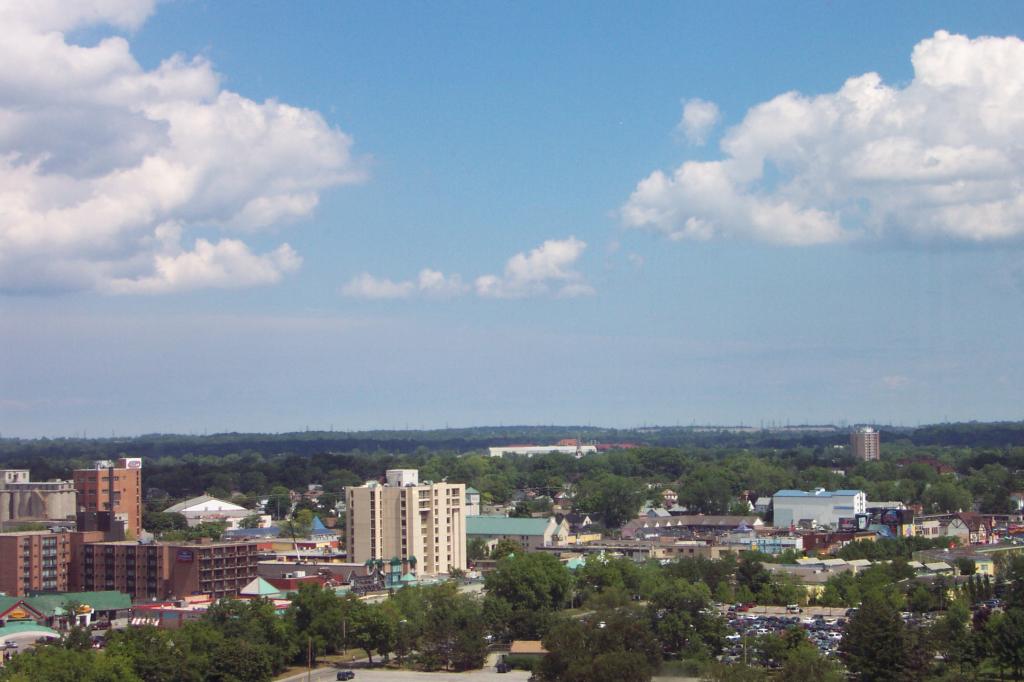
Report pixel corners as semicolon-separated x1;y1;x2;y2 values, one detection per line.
341;269;467;300
882;375;911;390
676;98;720;145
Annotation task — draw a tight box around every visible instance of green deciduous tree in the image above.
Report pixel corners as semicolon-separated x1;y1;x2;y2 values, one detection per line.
264;485;293;519
286;583;344;661
484;552;573;638
540;609;660;682
573;473;645;528
989;607;1024;679
736;556;770;597
922;479;973;514
840;591;906;681
777;637;843;682
0;647;140;682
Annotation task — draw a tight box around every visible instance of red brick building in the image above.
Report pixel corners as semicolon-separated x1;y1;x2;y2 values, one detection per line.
166;541;260;599
0;530;73;596
73;458;143;537
68;538;260;601
74;541;171;600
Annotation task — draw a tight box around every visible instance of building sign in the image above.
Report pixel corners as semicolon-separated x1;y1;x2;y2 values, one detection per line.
8;608;29;620
122;458;143;469
176;550;194;562
870;508;913;528
838;517;856;532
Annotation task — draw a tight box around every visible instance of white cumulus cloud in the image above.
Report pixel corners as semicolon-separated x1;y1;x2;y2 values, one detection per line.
104;237;302;294
624;31;1024;245
416;269;468;298
0;0;365;293
341;237;594;301
475;237;593;299
677;98;720;145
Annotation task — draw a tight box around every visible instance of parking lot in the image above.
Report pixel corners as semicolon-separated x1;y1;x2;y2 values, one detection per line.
278;668;531;682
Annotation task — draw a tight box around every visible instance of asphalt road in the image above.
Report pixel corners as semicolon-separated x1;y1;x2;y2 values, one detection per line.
278;668;531;682
0;629;59;657
719;604;850;618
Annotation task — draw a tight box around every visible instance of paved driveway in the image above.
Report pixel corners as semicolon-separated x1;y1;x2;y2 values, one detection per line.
278;666;531;682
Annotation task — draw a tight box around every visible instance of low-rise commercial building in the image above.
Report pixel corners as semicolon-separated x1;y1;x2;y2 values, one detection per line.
487;445;598;458
466;515;567;551
771;489;866;529
0;590;131;630
621;515;763;540
163;495;252;528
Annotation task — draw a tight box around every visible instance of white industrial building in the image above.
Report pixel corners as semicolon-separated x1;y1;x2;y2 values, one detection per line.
164;495;256;528
487;445;597;458
771;489;866;529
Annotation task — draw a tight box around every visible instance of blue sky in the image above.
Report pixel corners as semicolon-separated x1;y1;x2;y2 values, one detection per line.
1;1;1023;436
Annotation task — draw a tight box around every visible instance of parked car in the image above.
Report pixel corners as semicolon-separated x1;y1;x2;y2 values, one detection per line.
3;641;17;650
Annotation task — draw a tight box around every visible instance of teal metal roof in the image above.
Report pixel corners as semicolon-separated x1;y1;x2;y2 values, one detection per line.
240;577;283;597
25;591;131;615
466;516;550;536
0;622;59;637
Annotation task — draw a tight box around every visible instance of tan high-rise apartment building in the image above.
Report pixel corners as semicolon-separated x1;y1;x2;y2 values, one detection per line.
73;458;143;536
345;469;466;575
850;427;880;461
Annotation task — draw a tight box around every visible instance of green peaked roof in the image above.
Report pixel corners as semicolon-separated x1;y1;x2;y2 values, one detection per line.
26;591;131;615
240;577;282;597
